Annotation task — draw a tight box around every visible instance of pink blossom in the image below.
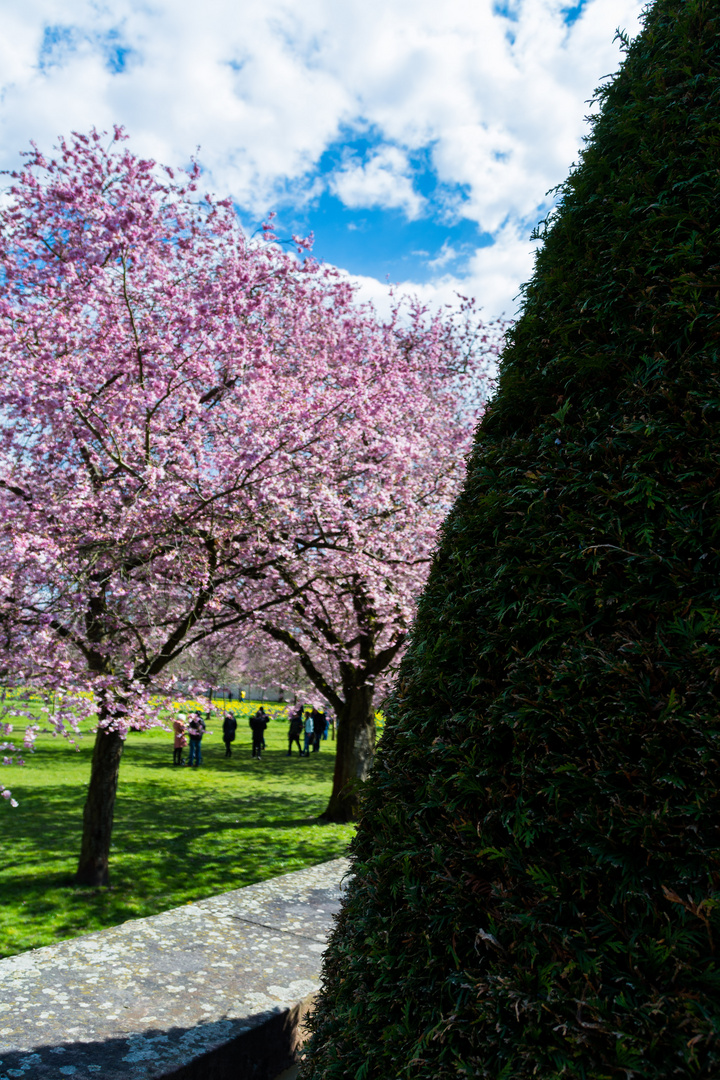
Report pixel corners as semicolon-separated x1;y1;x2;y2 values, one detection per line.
0;128;505;837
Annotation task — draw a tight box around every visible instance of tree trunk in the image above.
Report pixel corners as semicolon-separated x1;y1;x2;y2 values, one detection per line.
323;686;375;823
76;726;125;886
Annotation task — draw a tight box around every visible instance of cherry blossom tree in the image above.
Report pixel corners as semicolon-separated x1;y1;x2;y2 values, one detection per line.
0;129;498;881
221;301;503;820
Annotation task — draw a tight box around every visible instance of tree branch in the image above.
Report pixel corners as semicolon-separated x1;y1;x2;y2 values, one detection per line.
261;621;344;714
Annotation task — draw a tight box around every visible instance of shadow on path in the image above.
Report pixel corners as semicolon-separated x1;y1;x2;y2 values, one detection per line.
0;996;312;1080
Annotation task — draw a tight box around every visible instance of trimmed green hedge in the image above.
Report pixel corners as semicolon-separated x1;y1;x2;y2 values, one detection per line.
302;2;720;1077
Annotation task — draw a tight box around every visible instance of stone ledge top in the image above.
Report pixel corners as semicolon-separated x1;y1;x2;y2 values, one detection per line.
0;857;350;1080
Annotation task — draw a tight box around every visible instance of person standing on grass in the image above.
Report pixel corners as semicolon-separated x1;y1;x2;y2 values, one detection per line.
173;713;187;766
303;709;315;756
222;711;237;758
287;707;303;756
258;705;268;750
312;707;325;752
187;711;206;767
249;707;268;760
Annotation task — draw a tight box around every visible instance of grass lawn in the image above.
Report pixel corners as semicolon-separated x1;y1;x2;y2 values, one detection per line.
0;702;354;959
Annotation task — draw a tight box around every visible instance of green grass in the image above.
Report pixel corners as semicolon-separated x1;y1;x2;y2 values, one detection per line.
0;703;353;959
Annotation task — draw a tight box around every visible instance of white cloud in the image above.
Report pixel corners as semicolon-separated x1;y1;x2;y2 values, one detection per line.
426;240;460;271
329;145;424;218
0;0;646;316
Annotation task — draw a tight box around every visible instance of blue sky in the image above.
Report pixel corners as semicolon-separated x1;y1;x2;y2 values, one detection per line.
0;0;645;317
252;131;495;285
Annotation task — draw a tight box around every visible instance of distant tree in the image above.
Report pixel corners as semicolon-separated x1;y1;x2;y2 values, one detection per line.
248;302;501;820
0;130;501;878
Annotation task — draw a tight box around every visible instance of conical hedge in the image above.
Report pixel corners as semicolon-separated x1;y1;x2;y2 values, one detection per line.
302;2;720;1077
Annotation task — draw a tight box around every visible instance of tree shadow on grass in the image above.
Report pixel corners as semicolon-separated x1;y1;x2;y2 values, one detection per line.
1;782;351;957
3;781;341;846
3;785;344;858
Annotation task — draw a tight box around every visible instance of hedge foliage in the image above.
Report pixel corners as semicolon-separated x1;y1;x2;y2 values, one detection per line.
301;1;720;1077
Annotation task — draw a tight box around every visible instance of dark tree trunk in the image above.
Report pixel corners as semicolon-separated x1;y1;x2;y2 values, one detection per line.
323;685;375;823
76;725;125;886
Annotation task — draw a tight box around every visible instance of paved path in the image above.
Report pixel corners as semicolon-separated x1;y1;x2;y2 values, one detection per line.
0;858;349;1080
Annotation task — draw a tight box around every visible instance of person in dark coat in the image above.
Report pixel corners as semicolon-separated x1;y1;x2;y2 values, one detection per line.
249;707;268;759
258;705;269;748
222;711;237;757
312;707;326;752
287;707;303;756
187;711;206;767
